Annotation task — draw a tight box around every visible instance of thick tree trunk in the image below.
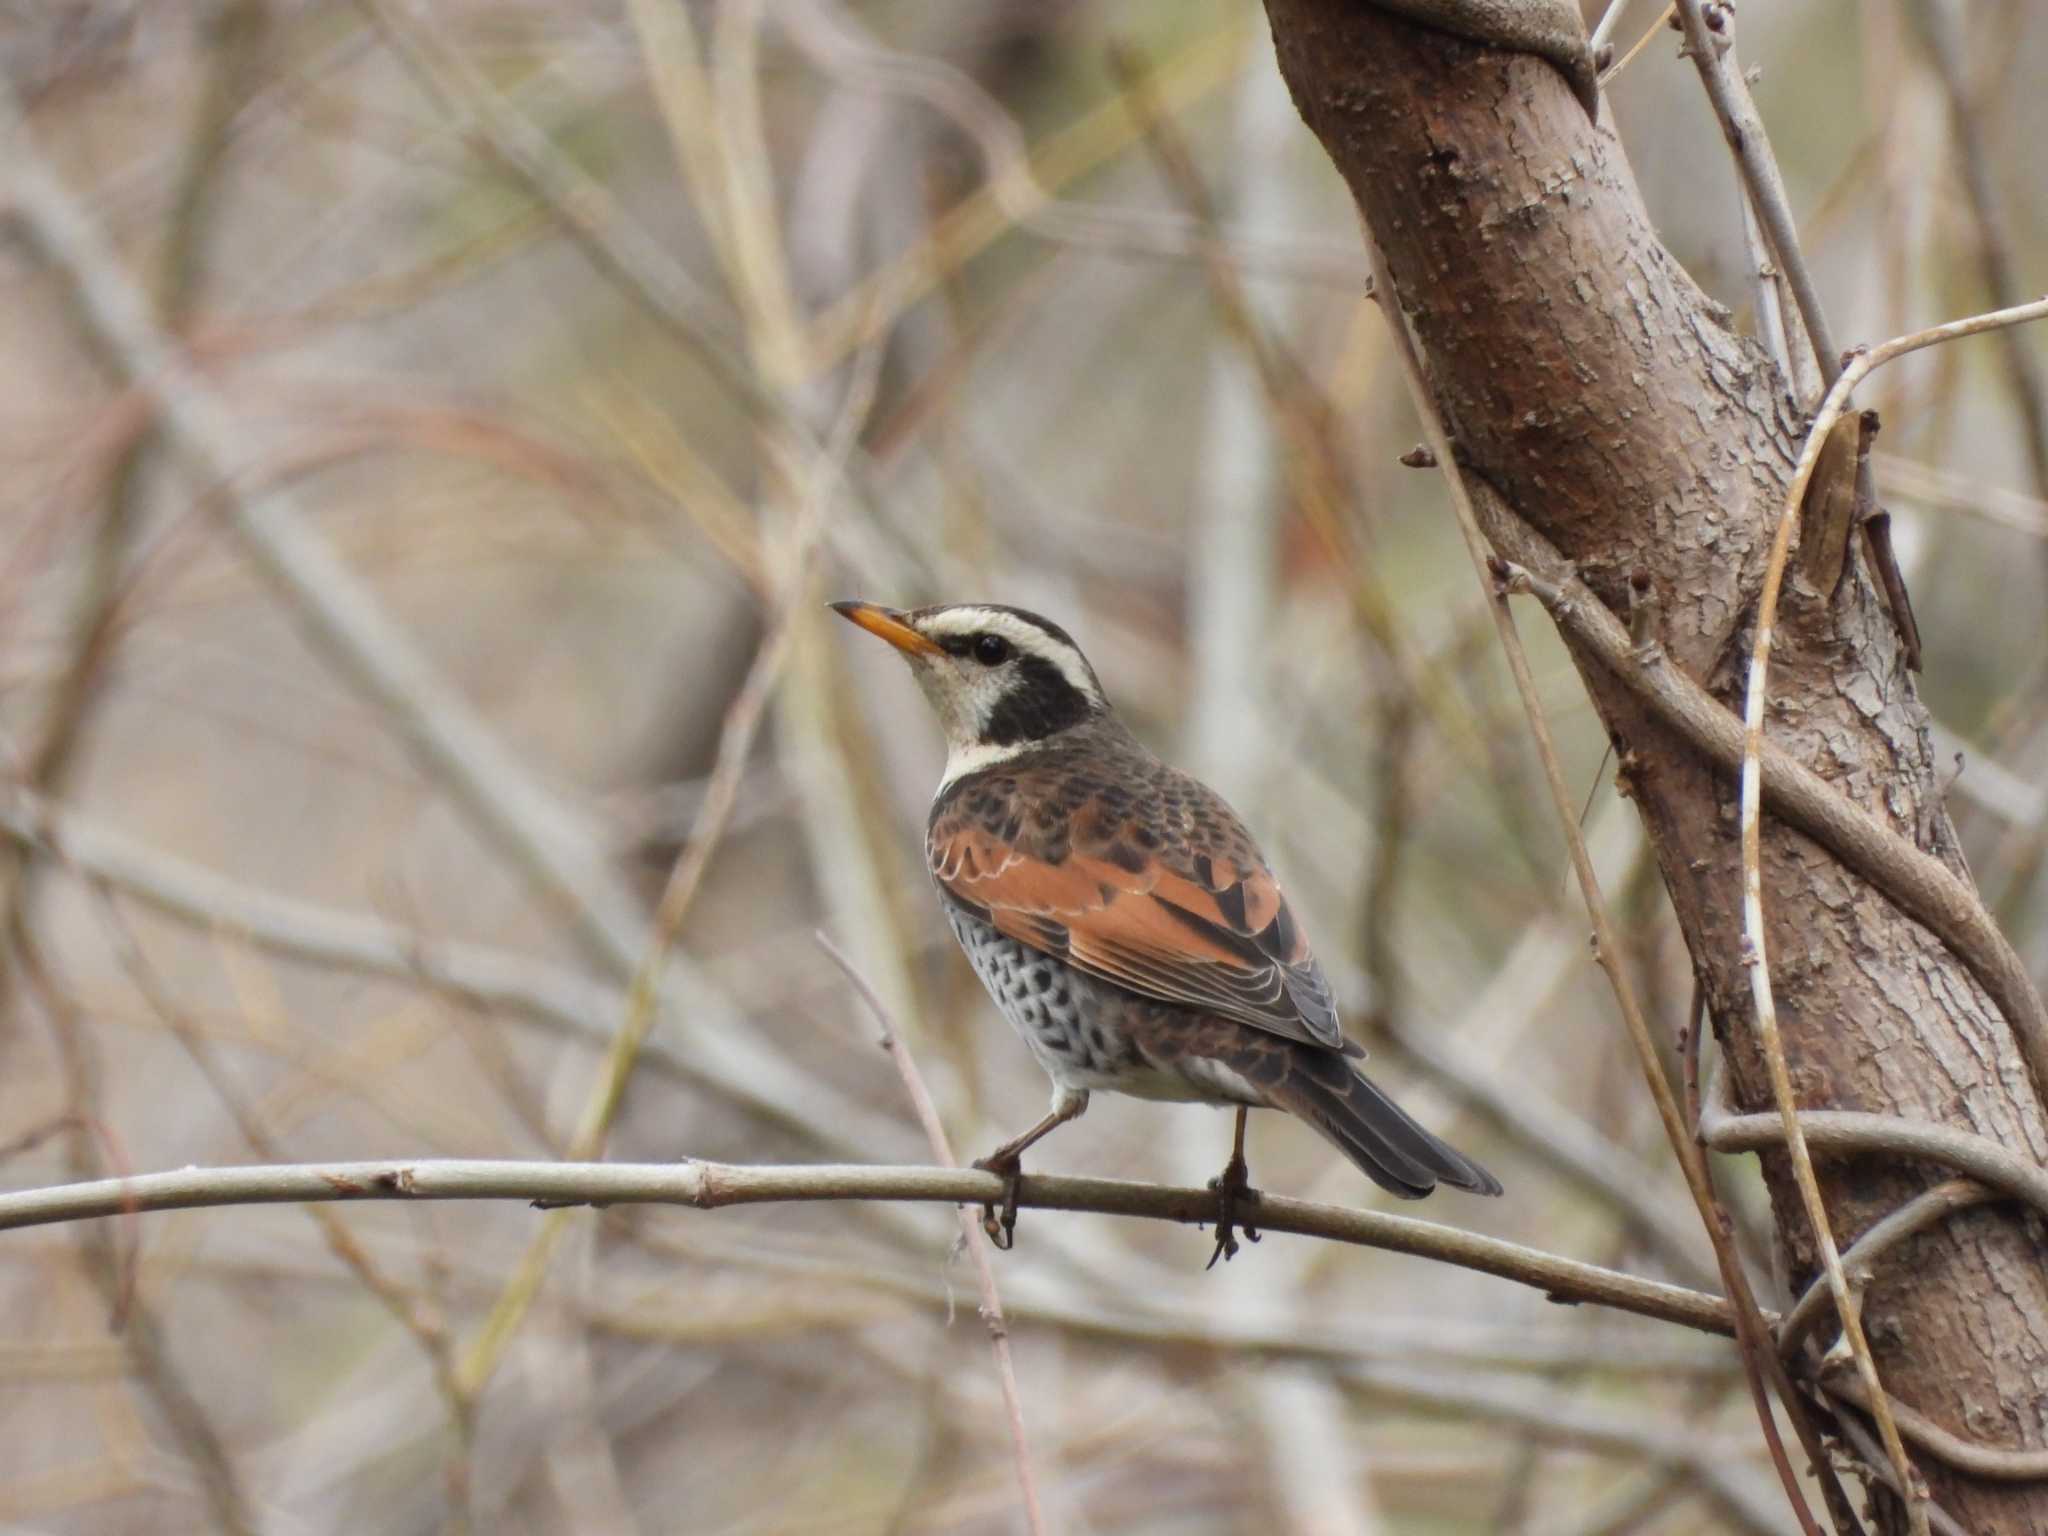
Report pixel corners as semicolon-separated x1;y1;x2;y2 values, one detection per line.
1259;4;2048;1531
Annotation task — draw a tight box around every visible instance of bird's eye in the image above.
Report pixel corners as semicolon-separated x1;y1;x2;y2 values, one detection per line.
972;633;1011;666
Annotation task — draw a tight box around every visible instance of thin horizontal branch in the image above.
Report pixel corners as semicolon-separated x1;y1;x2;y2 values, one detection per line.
0;1158;1741;1337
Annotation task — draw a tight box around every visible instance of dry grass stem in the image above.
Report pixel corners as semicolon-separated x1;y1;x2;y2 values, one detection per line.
1732;296;2048;1534
1363;234;1832;1536
818;933;1048;1536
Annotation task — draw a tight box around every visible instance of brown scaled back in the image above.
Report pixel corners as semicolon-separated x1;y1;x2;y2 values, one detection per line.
926;718;1351;1056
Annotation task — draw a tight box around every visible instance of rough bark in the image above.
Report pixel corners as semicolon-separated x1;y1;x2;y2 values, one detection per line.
1258;4;2048;1531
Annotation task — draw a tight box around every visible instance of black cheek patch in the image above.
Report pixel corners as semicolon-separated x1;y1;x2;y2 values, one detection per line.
982;656;1097;745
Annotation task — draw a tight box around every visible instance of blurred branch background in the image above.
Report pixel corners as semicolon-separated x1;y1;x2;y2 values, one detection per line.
0;0;2042;1531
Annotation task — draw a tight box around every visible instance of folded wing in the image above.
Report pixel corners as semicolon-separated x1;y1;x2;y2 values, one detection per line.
928;769;1349;1055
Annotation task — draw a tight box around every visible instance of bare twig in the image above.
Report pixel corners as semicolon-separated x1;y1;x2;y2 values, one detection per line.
0;1157;1743;1335
1341;1361;1791;1536
1912;0;2048;509
1364;235;1834;1536
1740;289;2048;1139
1675;0;1818;407
0;70;647;977
1777;1181;1998;1359
454;302;879;1401
0;787;916;1159
1674;0;1921;664
91;888;477;1482
818;933;1048;1536
1707;1082;2048;1490
1381;1011;1714;1287
1737;175;1808;403
779;0;1365;296
1673;0;1838;383
10;936;256;1535
1741;428;1931;1533
1493;555;2048;1095
1598;3;1676;85
1821;1375;2048;1483
1700;1106;2048;1221
1588;0;1636;57
1829;1412;1975;1536
1680;982;1708;1138
1720;292;2047;1525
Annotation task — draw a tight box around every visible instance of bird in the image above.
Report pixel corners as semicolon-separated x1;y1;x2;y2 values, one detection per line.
831;599;1501;1263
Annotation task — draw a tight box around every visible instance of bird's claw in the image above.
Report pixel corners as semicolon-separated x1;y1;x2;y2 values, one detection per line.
971;1152;1022;1251
1204;1156;1261;1269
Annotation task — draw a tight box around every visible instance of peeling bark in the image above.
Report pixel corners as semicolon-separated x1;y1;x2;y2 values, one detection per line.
1260;4;2048;1530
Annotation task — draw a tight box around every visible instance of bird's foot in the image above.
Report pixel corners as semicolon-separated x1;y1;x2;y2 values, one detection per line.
970;1150;1023;1251
1205;1152;1261;1269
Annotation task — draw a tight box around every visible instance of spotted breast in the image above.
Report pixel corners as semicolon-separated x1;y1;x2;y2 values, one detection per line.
834;597;1501;1261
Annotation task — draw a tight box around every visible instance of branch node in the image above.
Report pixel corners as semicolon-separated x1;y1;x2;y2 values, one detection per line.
688;1159;718;1210
1626;567;1661;651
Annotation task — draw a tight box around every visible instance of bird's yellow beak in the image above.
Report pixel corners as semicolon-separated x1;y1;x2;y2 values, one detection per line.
829;600;943;657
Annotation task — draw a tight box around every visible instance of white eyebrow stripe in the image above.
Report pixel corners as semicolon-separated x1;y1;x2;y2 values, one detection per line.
919;607;1103;704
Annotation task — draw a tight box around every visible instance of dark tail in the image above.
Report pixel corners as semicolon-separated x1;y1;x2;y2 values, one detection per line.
1266;1045;1502;1199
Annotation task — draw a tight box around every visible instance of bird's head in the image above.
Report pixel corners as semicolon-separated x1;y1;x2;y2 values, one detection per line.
831;600;1109;779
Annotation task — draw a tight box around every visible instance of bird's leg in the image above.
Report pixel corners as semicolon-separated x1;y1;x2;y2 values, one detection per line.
972;1087;1088;1250
1205;1106;1262;1269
